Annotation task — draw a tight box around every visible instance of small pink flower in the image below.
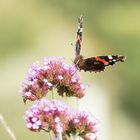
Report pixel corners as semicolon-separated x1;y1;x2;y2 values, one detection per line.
57;75;63;80
26;122;32;129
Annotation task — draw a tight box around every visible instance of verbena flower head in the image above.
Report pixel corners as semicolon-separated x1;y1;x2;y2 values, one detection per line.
20;57;87;102
66;110;98;140
24;99;70;135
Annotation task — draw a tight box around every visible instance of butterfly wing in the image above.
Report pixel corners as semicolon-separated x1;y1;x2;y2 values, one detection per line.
78;55;126;72
98;55;126;65
81;57;105;72
75;16;83;56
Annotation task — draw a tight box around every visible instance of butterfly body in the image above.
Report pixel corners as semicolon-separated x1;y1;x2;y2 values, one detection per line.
74;55;125;72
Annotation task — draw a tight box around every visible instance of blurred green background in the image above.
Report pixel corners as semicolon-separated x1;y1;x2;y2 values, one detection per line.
0;0;140;140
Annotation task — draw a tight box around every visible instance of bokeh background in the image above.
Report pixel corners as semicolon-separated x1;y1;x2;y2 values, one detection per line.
0;0;140;140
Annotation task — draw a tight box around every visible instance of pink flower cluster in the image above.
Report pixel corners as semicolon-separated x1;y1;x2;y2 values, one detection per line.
20;57;86;102
24;99;98;139
24;99;70;135
66;110;98;139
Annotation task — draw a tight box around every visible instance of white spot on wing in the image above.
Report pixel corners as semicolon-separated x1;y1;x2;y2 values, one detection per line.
108;55;113;60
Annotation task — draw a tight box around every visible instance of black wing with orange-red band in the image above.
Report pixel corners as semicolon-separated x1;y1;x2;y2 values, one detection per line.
78;55;125;72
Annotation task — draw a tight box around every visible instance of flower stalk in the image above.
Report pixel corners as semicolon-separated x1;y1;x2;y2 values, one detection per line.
57;133;63;140
48;132;53;140
51;88;55;100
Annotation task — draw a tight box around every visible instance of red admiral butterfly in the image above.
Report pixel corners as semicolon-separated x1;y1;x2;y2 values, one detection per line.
73;16;126;72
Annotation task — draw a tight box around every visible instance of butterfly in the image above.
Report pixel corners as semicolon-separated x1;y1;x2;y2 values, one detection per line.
73;16;126;72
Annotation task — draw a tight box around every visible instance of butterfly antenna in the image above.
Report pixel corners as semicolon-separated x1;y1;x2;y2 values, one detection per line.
75;15;83;56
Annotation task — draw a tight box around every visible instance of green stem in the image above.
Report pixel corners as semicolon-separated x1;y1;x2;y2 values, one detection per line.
51;88;55;100
58;133;63;140
70;134;73;140
41;128;53;140
76;98;79;109
41;128;49;132
48;132;53;140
